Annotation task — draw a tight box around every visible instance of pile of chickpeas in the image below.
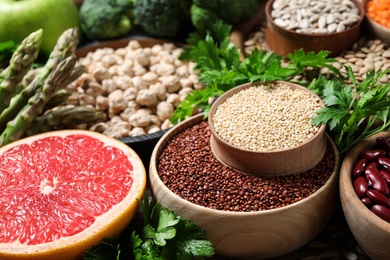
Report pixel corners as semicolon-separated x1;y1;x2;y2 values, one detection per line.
65;40;203;138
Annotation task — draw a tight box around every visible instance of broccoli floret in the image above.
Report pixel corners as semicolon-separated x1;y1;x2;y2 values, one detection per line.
191;0;259;34
133;0;184;38
79;0;134;40
190;5;219;35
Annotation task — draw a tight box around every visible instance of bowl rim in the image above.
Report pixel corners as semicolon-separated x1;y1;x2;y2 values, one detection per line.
265;0;365;37
208;81;326;154
150;112;341;216
361;0;390;32
340;131;390;228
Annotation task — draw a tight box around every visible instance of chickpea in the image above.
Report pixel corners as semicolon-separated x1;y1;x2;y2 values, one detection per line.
66;40;200;138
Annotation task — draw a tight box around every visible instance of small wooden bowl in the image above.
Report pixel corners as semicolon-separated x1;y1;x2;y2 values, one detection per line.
340;131;390;260
208;81;327;176
149;113;340;258
265;0;365;57
361;0;390;46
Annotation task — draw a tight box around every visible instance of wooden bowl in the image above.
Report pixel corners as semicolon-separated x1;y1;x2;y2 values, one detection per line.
208;81;327;176
340;131;390;260
149;113;340;258
265;0;365;57
361;0;390;46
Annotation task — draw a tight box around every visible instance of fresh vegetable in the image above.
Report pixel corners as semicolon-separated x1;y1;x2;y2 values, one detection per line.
133;0;191;37
172;21;341;124
0;29;42;113
0;56;76;146
83;194;215;260
0;0;80;58
366;0;390;29
26;106;107;136
79;0;135;40
311;67;390;155
0;40;18;68
190;0;259;35
0;28;106;147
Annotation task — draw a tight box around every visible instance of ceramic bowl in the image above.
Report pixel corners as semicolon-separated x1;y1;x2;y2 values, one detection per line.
361;0;390;46
75;37;186;169
264;0;365;57
340;131;390;260
149;113;340;258
208;81;327;177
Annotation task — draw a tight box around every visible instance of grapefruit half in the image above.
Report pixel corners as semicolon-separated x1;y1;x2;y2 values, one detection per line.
0;130;147;260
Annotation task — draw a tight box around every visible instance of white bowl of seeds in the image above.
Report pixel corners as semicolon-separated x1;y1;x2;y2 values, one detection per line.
265;0;365;57
208;81;327;176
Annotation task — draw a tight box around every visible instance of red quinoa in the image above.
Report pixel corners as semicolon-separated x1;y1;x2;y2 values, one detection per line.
157;121;335;212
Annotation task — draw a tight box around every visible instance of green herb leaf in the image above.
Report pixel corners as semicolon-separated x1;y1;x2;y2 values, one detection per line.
312;66;390;154
174;20;341;124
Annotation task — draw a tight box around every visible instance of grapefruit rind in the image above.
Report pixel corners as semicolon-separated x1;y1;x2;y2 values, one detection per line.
0;130;147;260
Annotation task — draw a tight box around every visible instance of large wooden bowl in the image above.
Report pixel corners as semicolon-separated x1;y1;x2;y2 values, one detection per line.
265;0;364;57
340;131;390;260
208;81;327;176
149;113;340;258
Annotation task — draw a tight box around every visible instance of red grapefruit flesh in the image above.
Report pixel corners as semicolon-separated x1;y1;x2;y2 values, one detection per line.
0;130;147;260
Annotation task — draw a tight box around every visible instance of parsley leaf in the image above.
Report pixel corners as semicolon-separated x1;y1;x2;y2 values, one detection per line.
312;66;390;155
83;194;214;260
172;20;341;124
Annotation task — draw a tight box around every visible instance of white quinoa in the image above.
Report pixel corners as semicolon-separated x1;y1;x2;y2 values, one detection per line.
212;83;322;151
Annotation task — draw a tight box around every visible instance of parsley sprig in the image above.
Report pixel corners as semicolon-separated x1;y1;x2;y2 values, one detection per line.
171;21;341;124
83;194;214;260
311;67;390;155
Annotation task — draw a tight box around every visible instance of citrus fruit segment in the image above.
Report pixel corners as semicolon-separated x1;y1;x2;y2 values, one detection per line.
0;130;147;260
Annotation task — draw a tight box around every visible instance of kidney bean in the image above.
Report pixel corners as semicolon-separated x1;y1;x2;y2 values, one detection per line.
375;137;390;152
366;189;390;208
353;176;369;198
352;158;367;177
371;204;390;223
366;161;379;170
365;167;390;196
378;157;390;171
379;169;390;184
360;149;387;161
361;197;373;207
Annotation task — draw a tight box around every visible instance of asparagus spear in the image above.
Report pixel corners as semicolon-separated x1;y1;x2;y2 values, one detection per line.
0;28;80;128
42;89;72;111
41;65;85;112
26;106;107;136
0;56;76;147
0;29;42;109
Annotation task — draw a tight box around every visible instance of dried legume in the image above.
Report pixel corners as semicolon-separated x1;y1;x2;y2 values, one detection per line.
212;83;322;151
64;40;203;139
351;136;390;223
157;121;334;212
366;0;390;29
271;0;360;34
244;22;390;84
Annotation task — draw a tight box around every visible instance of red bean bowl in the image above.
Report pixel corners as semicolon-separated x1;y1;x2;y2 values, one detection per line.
265;0;365;57
149;113;341;258
340;131;390;260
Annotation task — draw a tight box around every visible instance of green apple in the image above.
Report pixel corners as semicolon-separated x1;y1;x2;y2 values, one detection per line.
0;0;80;58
